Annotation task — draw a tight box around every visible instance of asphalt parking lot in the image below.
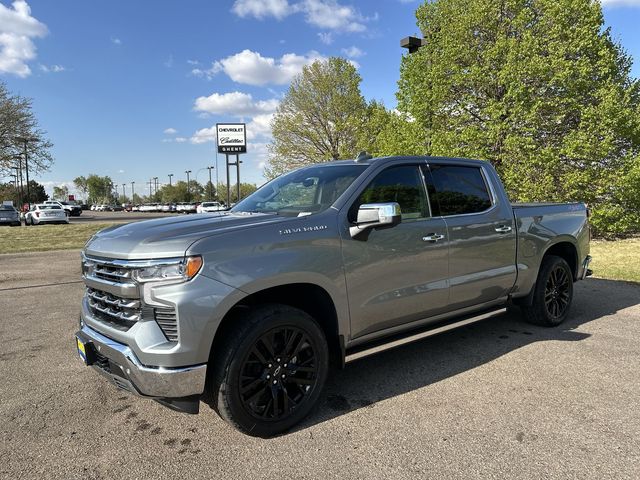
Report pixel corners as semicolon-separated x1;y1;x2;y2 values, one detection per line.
1;251;639;479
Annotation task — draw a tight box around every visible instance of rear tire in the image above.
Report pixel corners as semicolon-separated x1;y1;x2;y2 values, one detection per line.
206;304;329;437
522;255;574;327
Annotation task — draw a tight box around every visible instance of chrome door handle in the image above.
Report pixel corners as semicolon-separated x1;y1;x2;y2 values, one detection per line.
422;234;445;242
495;225;512;233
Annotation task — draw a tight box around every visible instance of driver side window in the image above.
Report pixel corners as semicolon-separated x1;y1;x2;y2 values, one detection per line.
350;166;430;222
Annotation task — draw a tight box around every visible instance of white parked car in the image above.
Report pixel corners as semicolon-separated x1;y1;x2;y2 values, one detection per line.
24;204;69;225
197;201;225;213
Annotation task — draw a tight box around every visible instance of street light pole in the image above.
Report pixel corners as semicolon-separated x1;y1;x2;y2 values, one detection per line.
207;166;214;200
131;181;135;203
153;177;159;201
185;170;192;202
168;173;173;186
122;183;127;202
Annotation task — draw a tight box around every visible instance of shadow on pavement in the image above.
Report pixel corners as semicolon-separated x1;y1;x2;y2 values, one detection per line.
295;277;640;432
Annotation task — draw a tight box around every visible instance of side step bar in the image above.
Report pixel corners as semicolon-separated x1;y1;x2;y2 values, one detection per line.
345;307;507;363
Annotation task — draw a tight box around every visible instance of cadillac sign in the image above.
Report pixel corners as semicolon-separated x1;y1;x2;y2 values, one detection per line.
216;123;247;154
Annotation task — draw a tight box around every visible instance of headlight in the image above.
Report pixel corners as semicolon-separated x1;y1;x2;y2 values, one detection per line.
81;253;95;277
132;256;203;283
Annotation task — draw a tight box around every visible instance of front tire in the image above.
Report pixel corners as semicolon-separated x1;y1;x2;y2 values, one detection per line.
206;304;329;437
522;255;574;326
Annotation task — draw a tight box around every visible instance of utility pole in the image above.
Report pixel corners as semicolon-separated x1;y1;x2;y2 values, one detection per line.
207;166;214;200
122;183;127;202
131;181;135;203
153;177;159;201
168;173;173;186
185;170;192;202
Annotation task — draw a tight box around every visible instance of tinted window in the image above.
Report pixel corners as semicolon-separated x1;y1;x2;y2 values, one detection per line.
352;166;429;221
427;165;492;216
0;205;16;211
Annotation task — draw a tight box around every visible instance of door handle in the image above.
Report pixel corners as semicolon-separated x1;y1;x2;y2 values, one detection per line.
422;234;445;242
495;225;512;233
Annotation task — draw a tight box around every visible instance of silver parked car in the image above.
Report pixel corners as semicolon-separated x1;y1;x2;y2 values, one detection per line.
24;204;69;225
0;204;21;226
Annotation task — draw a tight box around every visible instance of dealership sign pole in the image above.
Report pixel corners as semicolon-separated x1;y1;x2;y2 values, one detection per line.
216;123;246;207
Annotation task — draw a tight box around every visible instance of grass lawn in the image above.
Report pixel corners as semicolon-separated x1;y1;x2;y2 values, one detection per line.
590;238;640;283
0;223;116;254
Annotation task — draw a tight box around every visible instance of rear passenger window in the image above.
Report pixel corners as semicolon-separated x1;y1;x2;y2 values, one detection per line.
427;165;492;216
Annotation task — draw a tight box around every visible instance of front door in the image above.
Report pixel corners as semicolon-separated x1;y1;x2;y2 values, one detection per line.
341;164;450;340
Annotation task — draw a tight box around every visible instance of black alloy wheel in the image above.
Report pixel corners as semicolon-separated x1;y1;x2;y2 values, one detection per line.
207;304;329;437
522;255;574;326
238;326;319;421
544;265;571;320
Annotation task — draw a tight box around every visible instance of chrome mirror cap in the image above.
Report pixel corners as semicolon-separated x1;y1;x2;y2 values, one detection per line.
349;202;402;238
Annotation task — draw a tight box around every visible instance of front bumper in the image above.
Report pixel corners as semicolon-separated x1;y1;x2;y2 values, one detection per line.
75;324;207;399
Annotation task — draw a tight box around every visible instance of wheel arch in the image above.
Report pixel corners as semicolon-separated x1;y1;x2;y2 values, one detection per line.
209;282;344;370
543;240;578;280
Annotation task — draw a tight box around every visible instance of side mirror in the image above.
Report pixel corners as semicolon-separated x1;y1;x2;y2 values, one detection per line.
349;202;402;238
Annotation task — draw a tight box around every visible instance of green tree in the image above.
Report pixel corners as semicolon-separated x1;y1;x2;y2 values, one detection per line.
86;174;114;204
266;57;368;179
158;180;204;203
357;101;429;157
0;82;54;178
398;0;640;236
73;176;89;202
0;180;48;205
52;185;69;201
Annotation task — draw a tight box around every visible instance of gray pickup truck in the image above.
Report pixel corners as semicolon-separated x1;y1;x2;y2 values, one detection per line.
75;155;591;437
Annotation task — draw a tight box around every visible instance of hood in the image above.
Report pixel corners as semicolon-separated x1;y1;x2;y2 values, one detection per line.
85;212;285;259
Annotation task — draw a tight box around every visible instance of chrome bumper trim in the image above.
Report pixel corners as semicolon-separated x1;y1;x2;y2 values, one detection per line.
76;325;206;398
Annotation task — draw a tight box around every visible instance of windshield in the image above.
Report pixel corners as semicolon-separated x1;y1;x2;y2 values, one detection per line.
232;164;367;217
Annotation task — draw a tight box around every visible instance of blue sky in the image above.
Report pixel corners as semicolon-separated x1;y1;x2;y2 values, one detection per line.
1;0;639;198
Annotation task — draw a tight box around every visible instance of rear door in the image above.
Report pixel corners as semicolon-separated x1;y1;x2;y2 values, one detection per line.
341;163;450;339
423;162;517;310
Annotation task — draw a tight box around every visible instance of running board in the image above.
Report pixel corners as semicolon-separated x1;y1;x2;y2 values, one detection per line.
345;307;507;363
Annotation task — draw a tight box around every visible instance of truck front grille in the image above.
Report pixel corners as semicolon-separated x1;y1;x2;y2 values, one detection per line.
93;264;132;283
83;254;180;342
86;287;140;331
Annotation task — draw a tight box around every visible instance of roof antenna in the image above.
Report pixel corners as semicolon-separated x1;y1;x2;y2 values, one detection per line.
355;151;373;163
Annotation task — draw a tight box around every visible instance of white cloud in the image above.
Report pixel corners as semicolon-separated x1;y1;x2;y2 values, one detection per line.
163;127;178;135
231;0;372;33
0;0;48;77
246;113;274;140
118;169;125;174
190;126;218;144
187;59;199;65
175;137;187;143
317;32;333;45
341;46;364;58
111;37;122;45
601;0;640;5
196;49;325;86
301;0;366;32
232;0;292;19
194;91;279;116
39;63;64;73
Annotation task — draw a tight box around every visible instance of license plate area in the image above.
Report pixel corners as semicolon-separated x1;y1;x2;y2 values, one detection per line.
76;336;96;365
